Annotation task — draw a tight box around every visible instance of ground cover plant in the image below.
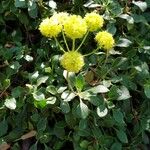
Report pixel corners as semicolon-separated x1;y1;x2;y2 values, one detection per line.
0;0;150;150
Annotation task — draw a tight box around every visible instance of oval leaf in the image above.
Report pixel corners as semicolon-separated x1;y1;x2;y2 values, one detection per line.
4;98;16;110
97;105;108;117
60;101;70;114
76;100;89;119
144;84;150;98
87;85;109;94
116;129;128;143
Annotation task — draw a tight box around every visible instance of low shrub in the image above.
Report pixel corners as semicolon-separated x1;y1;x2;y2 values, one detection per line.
0;0;150;149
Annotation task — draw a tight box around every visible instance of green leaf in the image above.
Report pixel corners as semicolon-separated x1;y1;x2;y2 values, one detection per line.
112;57;128;68
60;101;70;114
121;75;137;90
83;0;100;8
109;1;123;16
31;114;40;122
4;98;16;110
131;14;148;24
112;57;128;69
79;119;87;130
54;122;65;139
29;143;37;150
44;144;52;150
17;12;29;26
37;76;49;87
113;109;125;124
78;128;91;137
79;91;91;99
144;83;150;98
46;97;56;104
119;14;134;24
46;85;57;95
53;141;64;150
87;96;103;106
61;91;76;102
116;38;132;47
31;71;39;79
38;132;51;144
33;92;45;101
80;140;89;149
65;113;76;127
15;0;26;8
12;86;24;98
10;61;21;71
28;0;38;18
117;86;131;100
91;125;102;139
0;119;8;137
48;0;57;9
34;100;47;108
142;132;149;144
45;67;52;73
107;23;117;35
97;105;108;117
5;128;24;141
116;129;128;143
57;86;67;93
80;91;103;106
110;142;122;150
37;118;47;132
87;85;109;94
132;1;147;12
24;55;33;62
108;85;120;100
76;100;89;119
135;62;149;79
75;74;85;92
3;79;10;89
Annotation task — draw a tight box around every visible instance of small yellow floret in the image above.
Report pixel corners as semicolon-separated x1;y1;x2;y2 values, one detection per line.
95;31;115;50
50;12;69;25
60;51;84;73
39;18;62;38
63;15;87;39
84;12;104;32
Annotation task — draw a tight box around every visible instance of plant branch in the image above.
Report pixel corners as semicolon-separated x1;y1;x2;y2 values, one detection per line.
62;30;70;51
54;37;65;53
76;31;89;51
72;39;75;51
104;50;109;66
83;47;100;57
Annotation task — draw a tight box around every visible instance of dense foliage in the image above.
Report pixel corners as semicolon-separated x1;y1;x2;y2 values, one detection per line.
0;0;150;150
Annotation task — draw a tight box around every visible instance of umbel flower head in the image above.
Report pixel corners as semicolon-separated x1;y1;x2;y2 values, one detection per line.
63;15;87;39
95;31;115;50
60;51;84;73
84;12;104;32
39;18;62;38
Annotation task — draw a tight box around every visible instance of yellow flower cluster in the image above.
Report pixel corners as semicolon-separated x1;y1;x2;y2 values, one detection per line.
63;15;87;39
95;31;115;50
39;12;115;73
84;12;104;32
39;12;105;39
39;18;62;38
60;51;84;73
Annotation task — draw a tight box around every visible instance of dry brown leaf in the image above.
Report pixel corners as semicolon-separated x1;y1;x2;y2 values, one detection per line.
4;43;14;48
21;130;37;140
0;143;10;150
85;70;94;84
